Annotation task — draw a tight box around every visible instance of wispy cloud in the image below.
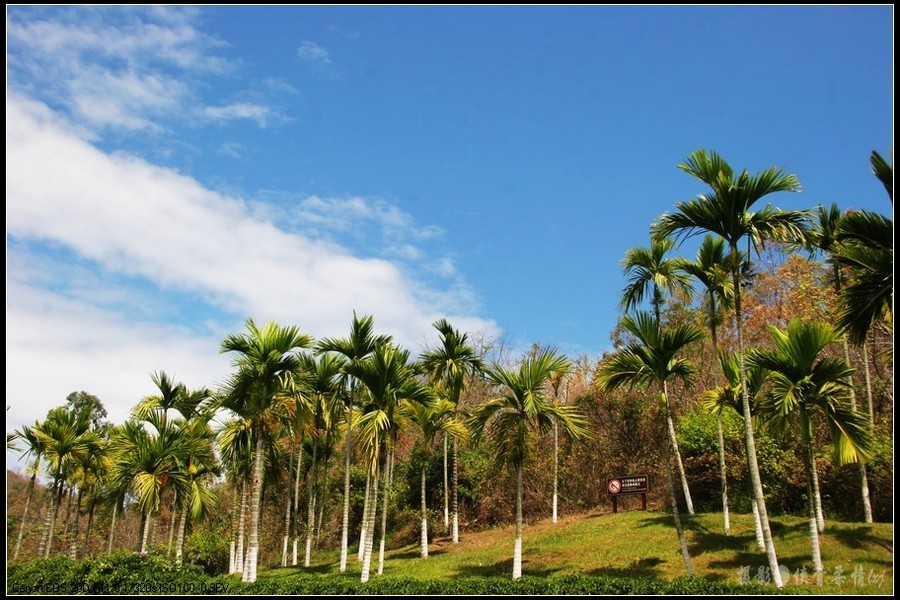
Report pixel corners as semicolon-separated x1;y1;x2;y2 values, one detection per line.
204;102;273;127
297;40;332;65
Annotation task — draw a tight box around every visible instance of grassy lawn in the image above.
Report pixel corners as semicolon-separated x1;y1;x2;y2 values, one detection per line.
259;509;893;594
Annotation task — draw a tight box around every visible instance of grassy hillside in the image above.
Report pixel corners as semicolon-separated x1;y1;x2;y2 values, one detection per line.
259;509;893;595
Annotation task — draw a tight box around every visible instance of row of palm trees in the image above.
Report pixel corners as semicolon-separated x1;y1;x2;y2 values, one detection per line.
600;148;891;587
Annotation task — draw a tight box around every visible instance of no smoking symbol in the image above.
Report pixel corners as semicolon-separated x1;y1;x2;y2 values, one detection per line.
608;478;621;494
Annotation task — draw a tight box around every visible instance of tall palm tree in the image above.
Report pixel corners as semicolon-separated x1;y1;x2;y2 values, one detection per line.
217;417;253;575
651;148;807;587
597;312;704;576
35;407;101;558
220;318;311;583
346;340;431;582
682;234;736;532
419;319;484;544
547;368;569;524
470;347;587;580
800;204;874;523
399;397;467;557
749;319;874;585
174;408;218;566
11;422;46;560
317;312;389;572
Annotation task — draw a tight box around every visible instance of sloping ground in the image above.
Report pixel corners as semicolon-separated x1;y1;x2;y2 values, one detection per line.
263;509;893;595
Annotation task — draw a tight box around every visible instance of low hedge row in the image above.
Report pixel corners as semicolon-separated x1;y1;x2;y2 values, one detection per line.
8;553;783;595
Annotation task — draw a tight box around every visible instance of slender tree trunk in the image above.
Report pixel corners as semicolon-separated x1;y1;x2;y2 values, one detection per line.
305;439;319;567
732;266;782;587
751;497;765;550
37;481;55;558
62;485;74;529
68;488;84;560
44;479;64;558
340;400;353;572
13;470;37;560
82;501;95;558
664;446;694;575
108;500;118;554
665;411;694;515
843;338;873;523
167;495;177;558
512;464;523;580
810;451;825;533
141;513;153;554
421;462;429;558
175;505;188;566
293;441;303;566
377;444;394;576
452;437;460;543
229;483;238;574
243;432;266;583
804;432;824;585
136;511;146;553
709;310;730;534
862;341;875;424
443;435;449;531
235;479;247;575
552;421;559;524
861;340;875;522
360;461;380;583
358;471;371;561
283;439;294;568
316;455;330;546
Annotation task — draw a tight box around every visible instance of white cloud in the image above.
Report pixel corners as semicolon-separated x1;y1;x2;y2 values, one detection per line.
203;102;273;127
5;94;498;464
218;142;244;158
296;40;332;65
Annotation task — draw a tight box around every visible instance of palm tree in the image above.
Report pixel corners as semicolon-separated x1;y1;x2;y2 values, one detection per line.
749;319;874;585
220;318;311;583
597;312;704;576
217;417;253;575
470;347;587;580
419;319;484;544
317;312;389;572
35;407;101;558
703;351;771;550
174;408;218;566
11;422;46;560
800;204;874;523
346;340;431;582
651;149;807;587
620;237;695;323
869;150;892;202
400;397;467;557
682;234;737;532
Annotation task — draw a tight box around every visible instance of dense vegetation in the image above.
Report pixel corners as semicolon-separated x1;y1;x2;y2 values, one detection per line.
6;149;892;594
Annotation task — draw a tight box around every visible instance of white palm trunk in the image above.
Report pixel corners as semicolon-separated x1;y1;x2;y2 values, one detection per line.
293;441;303;566
360;465;380;583
358;472;371;561
229;483;238;573
377;446;394;576
552;421;559;523
443;435;449;530
243;433;266;583
716;415;730;535
42;482;62;558
664;451;694;575
666;412;694;515
108;500;118;554
452;437;459;543
68;489;83;560
167;495;177;557
420;464;429;558
141;513;153;554
811;457;825;533
235;479;247;575
805;435;824;585
512;465;523;580
175;505;188;566
305;440;319;567
751;497;765;550
340;401;353;572
734;272;782;587
850;339;874;523
282;442;294;567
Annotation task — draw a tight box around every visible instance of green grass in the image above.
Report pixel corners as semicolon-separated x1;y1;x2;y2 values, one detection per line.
259;509;893;594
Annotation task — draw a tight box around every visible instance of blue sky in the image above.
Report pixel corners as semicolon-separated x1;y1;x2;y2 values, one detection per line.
5;6;893;462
